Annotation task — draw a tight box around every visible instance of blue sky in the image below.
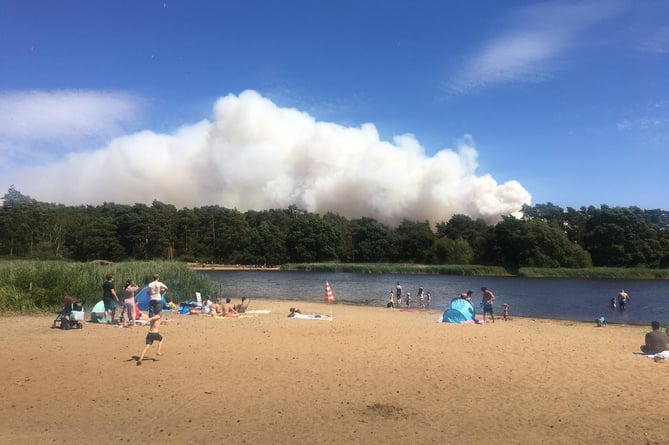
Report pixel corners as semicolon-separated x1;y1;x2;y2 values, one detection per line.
0;0;667;225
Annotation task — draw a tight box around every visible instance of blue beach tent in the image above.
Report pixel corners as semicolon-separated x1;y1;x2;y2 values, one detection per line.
443;298;475;323
135;286;170;312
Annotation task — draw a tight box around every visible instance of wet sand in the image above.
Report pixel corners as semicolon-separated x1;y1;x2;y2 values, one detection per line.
0;300;666;444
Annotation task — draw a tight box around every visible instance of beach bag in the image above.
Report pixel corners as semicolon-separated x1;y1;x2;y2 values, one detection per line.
178;305;190;315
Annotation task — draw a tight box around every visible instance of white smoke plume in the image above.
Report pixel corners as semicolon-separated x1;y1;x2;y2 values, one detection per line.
4;90;531;226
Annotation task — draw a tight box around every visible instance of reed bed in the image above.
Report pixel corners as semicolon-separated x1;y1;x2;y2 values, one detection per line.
0;260;217;313
283;263;510;276
517;267;669;279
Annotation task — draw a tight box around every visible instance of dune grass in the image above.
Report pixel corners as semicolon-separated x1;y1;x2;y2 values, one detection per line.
0;260;217;314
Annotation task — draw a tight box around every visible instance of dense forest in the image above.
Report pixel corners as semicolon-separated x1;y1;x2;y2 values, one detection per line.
1;186;668;271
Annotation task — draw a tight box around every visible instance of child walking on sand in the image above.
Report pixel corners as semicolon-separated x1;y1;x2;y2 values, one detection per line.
138;313;164;365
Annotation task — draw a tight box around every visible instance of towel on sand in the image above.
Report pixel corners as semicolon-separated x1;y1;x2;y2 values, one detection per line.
647;350;669;360
292;313;332;321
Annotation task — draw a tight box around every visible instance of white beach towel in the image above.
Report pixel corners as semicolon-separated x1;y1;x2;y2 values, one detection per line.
292;313;332;321
647;350;669;360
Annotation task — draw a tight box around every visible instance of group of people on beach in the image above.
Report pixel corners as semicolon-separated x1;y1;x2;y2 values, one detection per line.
101;273;168;365
199;295;246;317
387;282;432;309
464;287;508;322
386;282;509;322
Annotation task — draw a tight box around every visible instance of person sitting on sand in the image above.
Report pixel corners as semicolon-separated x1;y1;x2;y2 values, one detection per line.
387;291;394;308
223;298;238;317
288;307;302;317
200;295;214;315
641;321;669;354
212;298;224;315
233;297;248;313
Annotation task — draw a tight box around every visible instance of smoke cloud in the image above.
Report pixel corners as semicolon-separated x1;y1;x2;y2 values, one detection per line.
4;90;531;226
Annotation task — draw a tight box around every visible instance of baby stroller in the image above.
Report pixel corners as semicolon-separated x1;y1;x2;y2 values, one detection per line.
52;296;84;330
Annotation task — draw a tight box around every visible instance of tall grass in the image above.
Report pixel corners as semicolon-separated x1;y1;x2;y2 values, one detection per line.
283;263;511;276
517;267;669;279
0;260;217;314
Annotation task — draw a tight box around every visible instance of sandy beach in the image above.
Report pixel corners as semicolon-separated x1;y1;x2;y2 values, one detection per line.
1;300;667;445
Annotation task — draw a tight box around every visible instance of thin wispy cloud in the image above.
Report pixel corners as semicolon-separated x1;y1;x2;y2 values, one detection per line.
0;90;144;162
448;0;626;93
617;101;669;135
637;26;669;54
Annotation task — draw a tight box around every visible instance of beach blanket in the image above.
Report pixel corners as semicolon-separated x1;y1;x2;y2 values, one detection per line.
646;350;669;360
292;313;332;321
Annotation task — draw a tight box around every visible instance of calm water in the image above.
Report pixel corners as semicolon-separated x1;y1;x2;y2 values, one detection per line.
198;270;669;325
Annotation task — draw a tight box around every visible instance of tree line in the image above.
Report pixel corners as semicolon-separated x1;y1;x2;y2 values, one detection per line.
1;186;668;270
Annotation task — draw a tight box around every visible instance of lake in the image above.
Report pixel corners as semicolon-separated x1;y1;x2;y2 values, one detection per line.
197;270;669;325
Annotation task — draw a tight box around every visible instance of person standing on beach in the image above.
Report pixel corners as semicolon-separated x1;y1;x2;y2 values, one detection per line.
102;274;119;325
122;279;139;327
417;287;425;308
387;291;394;308
138;313;164;365
148;273;168;317
481;287;495;323
395;282;402;304
426;291;431;309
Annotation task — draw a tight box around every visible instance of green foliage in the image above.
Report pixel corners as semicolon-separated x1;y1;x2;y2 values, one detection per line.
394;220;435;263
350;217;393;262
1;185;668;272
0;260;217;314
285;214;340;262
427;237;474;265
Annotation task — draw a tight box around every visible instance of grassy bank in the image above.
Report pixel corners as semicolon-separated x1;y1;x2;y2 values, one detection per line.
283;263;669;279
517;267;669;279
0;260;217;314
282;263;511;276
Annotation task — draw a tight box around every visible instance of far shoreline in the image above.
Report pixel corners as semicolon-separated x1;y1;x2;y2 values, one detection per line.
188;262;669;280
187;262;281;271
